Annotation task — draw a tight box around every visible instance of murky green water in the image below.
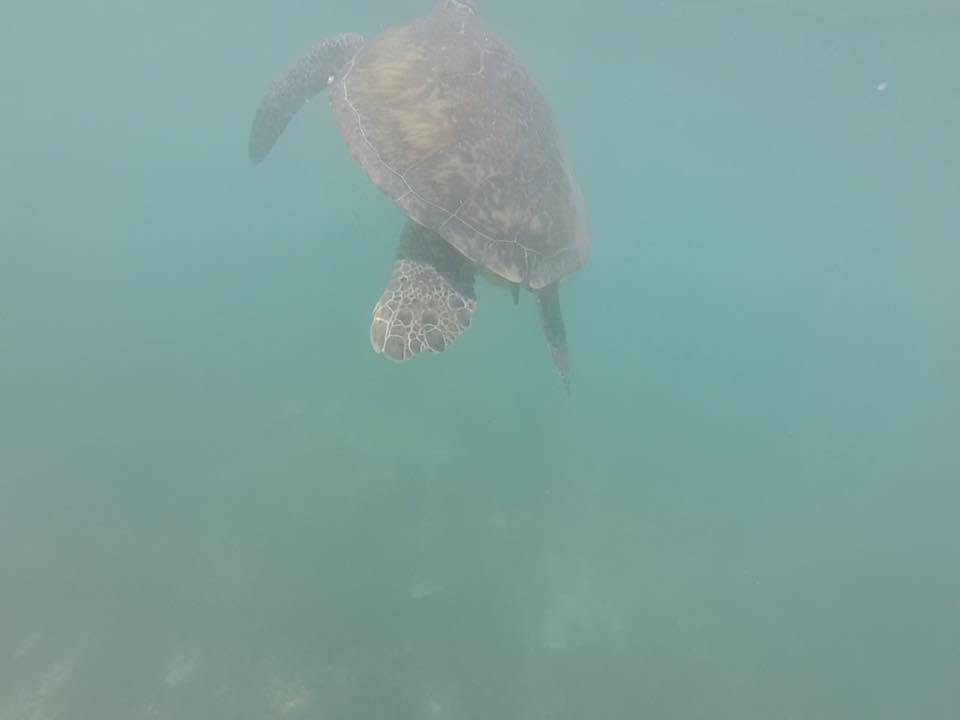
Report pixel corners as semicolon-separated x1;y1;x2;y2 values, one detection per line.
2;1;958;718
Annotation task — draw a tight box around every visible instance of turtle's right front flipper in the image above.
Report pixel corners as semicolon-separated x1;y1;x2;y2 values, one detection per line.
248;33;365;163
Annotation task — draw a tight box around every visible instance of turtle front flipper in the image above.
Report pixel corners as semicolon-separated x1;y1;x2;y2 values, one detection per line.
536;283;571;396
370;222;477;363
249;33;365;163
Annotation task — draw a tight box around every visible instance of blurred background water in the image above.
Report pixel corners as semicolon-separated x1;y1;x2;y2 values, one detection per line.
2;0;958;718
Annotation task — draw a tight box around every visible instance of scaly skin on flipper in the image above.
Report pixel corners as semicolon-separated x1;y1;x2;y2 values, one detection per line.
371;221;477;362
248;33;365;164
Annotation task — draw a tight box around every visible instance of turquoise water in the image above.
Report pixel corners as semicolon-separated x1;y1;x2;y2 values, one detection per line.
2;0;958;718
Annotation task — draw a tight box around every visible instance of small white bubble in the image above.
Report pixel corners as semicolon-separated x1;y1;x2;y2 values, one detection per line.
327;74;335;86
875;81;889;92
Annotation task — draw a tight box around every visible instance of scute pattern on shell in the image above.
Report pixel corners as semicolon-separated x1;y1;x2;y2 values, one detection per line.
329;2;591;290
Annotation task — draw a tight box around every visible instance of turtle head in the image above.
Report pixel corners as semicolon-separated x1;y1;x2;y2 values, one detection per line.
442;0;477;15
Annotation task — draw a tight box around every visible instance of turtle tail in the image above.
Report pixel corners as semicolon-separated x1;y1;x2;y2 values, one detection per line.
248;33;365;164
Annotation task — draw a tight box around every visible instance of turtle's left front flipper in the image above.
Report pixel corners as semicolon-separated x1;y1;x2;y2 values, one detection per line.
371;222;477;362
536;283;571;396
249;33;365;163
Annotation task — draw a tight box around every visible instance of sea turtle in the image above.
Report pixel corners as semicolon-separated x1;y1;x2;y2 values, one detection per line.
248;0;591;393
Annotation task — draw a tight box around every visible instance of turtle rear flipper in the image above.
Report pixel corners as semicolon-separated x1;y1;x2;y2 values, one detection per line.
536;283;571;396
370;222;477;362
249;33;365;163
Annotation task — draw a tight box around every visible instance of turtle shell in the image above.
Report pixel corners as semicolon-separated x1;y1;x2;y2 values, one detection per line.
328;1;590;289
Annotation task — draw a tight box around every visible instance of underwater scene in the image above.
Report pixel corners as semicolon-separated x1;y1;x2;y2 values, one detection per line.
2;0;958;718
